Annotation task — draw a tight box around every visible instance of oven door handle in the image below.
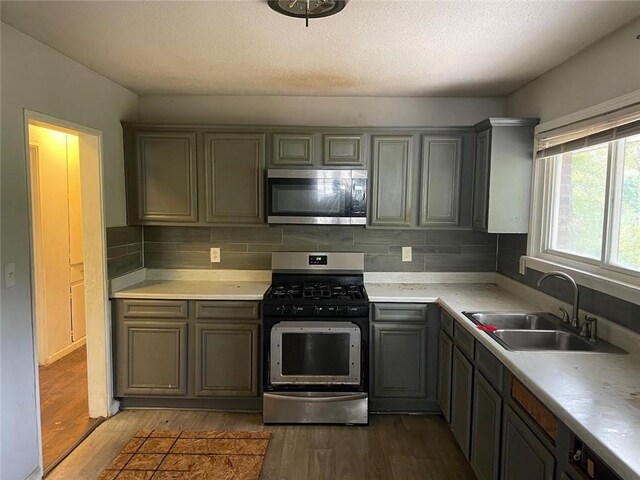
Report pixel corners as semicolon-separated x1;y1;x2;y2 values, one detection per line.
264;392;367;403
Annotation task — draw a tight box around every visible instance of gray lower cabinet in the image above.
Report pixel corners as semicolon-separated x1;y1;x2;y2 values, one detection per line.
117;320;188;396
370;136;414;226
202;133;265;224
370;303;438;412
437;329;453;421
470;371;502;480
419;135;462;227
372;322;428;398
502;405;555;480
114;299;260;404
194;322;259;397
125;130;198;225
450;345;474;459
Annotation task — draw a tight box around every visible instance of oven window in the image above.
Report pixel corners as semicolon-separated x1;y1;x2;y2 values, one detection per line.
269;179;350;216
281;332;350;376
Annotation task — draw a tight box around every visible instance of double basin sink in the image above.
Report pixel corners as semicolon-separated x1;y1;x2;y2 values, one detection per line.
462;312;625;353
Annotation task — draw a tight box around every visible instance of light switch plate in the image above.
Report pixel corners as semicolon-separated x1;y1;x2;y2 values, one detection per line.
401;247;412;262
210;247;221;263
4;263;16;288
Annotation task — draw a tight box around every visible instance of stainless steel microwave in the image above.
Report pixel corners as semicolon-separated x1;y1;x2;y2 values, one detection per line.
266;169;367;225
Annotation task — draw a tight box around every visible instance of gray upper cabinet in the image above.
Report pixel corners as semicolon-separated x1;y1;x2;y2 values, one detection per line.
323;134;365;166
419;135;462;227
370;136;414;226
126;130;198;225
473;129;491;230
472;118;538;233
202;133;265;224
272;133;315;166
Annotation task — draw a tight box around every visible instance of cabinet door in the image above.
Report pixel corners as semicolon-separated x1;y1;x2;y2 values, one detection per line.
372;322;428;399
370;136;413;226
437;329;453;421
131;131;198;224
323;134;365;166
470;371;503;480
119;320;188;396
194;322;259;397
451;345;474;459
472;129;491;231
272;133;314;166
502;405;555;480
203;133;265;224
419;136;462;227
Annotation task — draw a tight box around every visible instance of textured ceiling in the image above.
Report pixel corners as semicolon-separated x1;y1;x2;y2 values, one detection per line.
2;0;639;97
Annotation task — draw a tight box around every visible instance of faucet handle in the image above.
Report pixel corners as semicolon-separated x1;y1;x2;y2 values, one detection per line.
558;306;570;323
582;315;598;343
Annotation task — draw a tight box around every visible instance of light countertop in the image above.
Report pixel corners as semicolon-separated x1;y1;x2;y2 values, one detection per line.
111;279;270;300
111;276;640;479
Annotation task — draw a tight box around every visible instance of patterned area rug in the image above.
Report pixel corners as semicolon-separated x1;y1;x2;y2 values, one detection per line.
99;429;271;480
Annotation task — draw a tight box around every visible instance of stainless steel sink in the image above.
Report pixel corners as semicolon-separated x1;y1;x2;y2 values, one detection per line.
467;312;561;330
492;330;596;351
462;311;626;354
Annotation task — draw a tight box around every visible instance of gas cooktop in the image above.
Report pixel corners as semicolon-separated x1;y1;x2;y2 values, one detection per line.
266;282;366;301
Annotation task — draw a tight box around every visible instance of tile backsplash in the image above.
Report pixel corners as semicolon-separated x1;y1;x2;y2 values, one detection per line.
106;226;143;278
144;226;497;272
497;233;640;334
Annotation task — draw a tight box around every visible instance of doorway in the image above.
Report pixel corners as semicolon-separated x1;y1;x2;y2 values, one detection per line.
25;114;111;476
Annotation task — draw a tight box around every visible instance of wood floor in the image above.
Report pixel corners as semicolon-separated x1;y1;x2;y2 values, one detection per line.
48;410;476;480
39;346;100;473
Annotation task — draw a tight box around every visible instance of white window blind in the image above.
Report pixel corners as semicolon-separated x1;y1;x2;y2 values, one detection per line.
536;104;640;158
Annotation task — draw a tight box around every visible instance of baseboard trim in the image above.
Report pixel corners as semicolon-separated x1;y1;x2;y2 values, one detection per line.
42;338;86;366
26;466;42;480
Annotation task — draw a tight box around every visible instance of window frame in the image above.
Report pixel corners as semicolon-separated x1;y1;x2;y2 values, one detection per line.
528;136;640;289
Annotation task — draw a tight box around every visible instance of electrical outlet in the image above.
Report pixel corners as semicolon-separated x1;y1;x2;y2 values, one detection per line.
401;246;412;262
519;256;526;275
4;263;16;288
210;247;221;263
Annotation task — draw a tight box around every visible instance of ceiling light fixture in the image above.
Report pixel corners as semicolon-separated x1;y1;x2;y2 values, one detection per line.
267;0;348;27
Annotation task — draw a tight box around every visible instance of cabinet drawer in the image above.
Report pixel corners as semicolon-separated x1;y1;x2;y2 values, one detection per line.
454;321;475;360
373;303;428;322
195;301;260;320
440;309;454;337
121;300;188;319
511;378;558;443
475;342;503;393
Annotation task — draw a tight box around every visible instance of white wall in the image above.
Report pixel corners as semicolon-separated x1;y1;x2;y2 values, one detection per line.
0;23;138;480
139;95;506;126
507;17;640;122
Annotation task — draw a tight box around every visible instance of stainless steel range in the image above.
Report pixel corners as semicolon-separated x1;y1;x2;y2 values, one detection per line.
262;252;369;425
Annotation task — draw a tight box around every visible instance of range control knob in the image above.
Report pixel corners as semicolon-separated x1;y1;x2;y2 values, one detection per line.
314;306;323;316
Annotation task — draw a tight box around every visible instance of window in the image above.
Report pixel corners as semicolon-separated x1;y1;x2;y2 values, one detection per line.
538;133;640;280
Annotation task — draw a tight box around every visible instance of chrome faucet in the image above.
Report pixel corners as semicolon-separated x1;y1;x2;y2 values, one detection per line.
580;315;598;343
536;271;580;329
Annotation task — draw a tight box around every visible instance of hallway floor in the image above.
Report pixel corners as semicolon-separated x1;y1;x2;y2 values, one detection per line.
48;409;475;479
39;346;100;473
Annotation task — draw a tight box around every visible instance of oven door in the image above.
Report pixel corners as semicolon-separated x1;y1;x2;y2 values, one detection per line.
267;170;366;225
269;321;361;386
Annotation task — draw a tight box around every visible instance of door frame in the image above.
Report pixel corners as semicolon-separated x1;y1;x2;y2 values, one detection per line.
23;110;114;468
